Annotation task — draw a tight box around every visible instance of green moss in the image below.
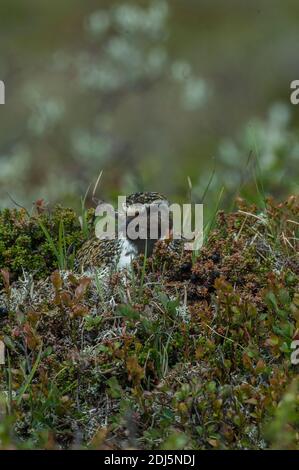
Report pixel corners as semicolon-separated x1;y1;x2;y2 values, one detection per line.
0;206;95;282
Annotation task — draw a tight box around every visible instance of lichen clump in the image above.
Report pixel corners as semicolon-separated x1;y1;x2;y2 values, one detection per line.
0;196;298;449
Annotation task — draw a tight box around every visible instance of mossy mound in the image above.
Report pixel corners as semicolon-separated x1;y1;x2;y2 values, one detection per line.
0;205;88;282
0;196;298;449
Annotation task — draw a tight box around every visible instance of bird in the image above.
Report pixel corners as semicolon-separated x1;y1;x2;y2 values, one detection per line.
75;192;172;272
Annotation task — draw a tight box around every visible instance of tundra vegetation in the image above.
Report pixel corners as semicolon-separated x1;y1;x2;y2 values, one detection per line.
0;195;298;449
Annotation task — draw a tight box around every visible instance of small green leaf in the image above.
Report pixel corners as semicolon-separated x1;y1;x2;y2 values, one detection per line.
106;376;122;398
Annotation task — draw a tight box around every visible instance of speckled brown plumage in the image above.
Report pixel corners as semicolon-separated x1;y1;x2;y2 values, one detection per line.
75;238;126;271
125;191;167;206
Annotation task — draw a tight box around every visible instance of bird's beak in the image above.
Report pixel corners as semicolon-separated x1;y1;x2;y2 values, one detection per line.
126;206;139;217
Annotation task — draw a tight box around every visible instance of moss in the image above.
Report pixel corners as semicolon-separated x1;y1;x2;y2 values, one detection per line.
0;206;95;282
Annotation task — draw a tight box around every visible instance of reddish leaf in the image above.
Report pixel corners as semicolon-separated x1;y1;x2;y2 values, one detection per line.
51;270;62;291
1;269;10;292
75;277;91;301
71;304;89;318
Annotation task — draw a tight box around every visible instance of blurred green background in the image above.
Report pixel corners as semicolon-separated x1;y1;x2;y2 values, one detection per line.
0;0;298;209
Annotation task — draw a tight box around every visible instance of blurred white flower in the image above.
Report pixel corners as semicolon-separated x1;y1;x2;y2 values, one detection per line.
182;78;208;110
71;129;111;163
171;61;191;82
86;10;110;36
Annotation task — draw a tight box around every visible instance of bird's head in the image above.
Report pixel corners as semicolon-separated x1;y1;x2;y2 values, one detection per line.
120;192;172;255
